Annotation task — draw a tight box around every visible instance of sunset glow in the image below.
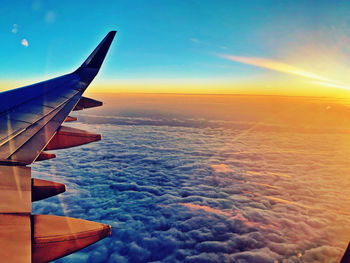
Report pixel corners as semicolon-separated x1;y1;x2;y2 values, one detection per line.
220;54;350;94
2;1;350;98
219;54;334;83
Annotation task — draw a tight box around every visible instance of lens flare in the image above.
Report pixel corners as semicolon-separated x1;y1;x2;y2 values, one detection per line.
219;54;334;82
311;80;350;90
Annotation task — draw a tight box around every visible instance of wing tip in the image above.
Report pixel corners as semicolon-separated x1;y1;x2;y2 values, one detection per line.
79;31;117;71
73;31;116;83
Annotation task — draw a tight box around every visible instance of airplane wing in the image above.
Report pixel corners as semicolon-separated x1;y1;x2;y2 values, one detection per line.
0;31;116;262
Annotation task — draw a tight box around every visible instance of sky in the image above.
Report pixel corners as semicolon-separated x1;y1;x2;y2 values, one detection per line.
1;0;350;96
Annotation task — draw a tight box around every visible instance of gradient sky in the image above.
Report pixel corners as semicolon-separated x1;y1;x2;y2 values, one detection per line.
1;0;350;96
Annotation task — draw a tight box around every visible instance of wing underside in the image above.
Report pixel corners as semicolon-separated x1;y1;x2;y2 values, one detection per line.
0;31;116;262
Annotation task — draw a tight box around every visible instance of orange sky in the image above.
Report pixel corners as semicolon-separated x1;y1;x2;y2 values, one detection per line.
1;80;350;99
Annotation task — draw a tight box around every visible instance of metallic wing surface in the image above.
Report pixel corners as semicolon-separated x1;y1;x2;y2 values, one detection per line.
0;31;116;262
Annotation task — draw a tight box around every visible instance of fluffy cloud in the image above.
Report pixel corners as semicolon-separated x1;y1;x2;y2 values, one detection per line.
31;110;350;262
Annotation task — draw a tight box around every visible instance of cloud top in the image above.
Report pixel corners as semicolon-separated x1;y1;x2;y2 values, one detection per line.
31;108;350;262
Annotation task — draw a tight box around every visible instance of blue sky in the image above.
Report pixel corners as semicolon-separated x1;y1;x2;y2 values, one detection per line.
1;0;350;95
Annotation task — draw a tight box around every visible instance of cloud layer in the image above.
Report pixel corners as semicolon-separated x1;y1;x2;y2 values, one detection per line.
32;107;350;262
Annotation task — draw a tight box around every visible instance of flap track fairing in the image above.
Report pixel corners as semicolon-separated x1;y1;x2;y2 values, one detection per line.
31;178;66;202
45;126;101;150
73;97;102;111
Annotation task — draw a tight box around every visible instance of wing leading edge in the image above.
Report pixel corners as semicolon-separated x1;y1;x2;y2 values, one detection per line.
0;31;116;262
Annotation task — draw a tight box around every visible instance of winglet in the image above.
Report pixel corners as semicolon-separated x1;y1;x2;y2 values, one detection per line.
80;31;116;70
74;31;116;84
